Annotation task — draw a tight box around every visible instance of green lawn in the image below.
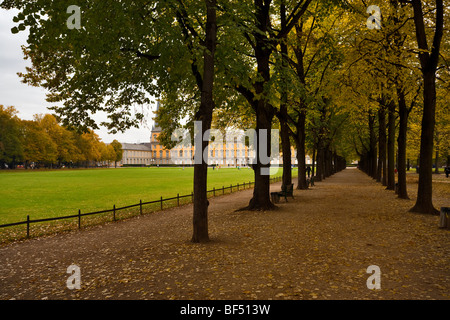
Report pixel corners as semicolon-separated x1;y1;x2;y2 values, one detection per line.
0;166;288;225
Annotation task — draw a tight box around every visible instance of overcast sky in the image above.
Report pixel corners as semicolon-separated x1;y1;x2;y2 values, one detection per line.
0;8;155;144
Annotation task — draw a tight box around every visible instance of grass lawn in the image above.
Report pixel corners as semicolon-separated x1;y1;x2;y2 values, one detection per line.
0;166;289;225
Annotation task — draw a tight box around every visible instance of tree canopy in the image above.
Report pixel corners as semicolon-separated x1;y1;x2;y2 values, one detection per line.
0;106;121;168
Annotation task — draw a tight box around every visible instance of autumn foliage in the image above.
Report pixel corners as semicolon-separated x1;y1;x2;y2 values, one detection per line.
0;106;121;169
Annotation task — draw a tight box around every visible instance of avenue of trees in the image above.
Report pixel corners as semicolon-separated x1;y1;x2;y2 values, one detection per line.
0;106;123;168
1;0;448;242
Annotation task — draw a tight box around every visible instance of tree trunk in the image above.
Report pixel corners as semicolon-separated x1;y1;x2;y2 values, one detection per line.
333;152;338;174
368;111;377;178
396;86;409;199
410;72;439;214
311;145;316;177
324;147;332;178
315;102;326;182
409;0;442;215
377;105;387;185
386;99;396;190
280;112;292;188
245;105;276;211
193;148;210;243
434;149;439;174
315;139;324;182
191;0;216;243
434;130;439;174
296;110;308;189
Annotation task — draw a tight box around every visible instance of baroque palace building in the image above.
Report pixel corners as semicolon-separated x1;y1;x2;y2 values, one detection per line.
120;102;303;167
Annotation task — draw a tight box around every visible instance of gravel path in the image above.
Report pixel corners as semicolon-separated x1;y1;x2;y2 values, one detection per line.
0;168;449;300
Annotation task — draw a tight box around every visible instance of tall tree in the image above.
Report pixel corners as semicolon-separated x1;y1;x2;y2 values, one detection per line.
37;114;81;167
230;0;312;210
21;119;58;167
0;105;23;168
276;0;293;190
110;140;123;168
157;0;218;242
285;3;336;189
3;0;220;242
409;0;444;214
189;0;217;243
385;0;420;199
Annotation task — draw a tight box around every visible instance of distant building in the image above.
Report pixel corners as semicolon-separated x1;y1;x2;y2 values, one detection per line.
120;102;309;166
120;143;153;166
149;104;172;165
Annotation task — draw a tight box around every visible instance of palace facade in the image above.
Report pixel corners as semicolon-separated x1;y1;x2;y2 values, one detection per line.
120;102;307;167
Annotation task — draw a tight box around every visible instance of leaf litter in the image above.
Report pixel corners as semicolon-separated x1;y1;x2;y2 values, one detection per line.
0;168;448;300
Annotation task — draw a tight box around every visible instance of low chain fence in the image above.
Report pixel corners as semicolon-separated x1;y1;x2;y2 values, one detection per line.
0;175;283;243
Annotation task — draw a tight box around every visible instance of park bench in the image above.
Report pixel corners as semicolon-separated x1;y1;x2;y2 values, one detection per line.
271;183;294;203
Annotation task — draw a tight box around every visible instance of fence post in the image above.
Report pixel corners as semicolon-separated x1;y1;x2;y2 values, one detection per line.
113;205;116;221
26;215;30;238
237;183;239;191
230;184;232;193
213;187;215;197
78;209;81;229
140;200;143;215
191;192;193;202
222;185;224;195
177;193;180;206
243;182;246;189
